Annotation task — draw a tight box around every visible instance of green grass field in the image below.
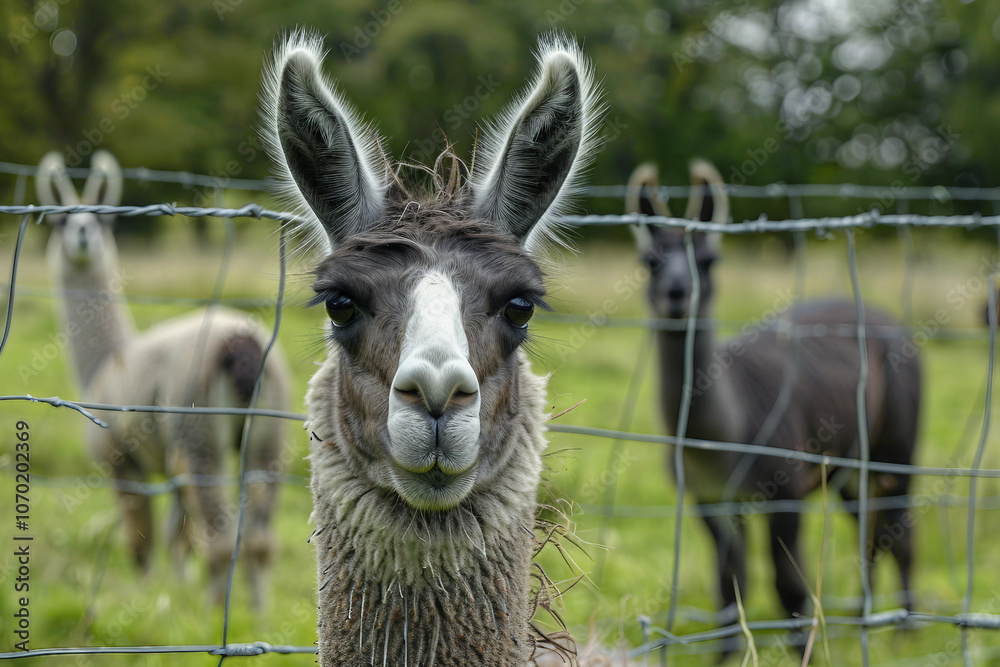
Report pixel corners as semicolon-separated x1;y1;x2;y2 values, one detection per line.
2;216;999;665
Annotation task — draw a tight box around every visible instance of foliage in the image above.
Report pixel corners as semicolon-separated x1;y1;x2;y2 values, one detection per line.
1;0;997;214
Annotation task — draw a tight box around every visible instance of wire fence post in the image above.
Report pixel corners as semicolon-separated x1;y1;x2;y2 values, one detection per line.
845;227;873;667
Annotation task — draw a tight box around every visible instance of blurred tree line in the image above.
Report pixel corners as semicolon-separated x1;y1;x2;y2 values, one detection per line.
0;0;997;226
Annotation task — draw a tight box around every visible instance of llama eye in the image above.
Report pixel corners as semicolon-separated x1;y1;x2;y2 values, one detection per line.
503;296;534;328
325;295;357;327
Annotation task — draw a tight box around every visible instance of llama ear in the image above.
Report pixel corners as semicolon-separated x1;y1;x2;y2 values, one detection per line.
81;151;122;224
36;151;80;209
626;162;671;255
471;33;603;253
685;159;729;249
263;32;388;254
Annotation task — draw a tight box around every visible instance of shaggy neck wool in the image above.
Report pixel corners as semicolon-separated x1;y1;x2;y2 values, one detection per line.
655;324;744;442
307;348;549;666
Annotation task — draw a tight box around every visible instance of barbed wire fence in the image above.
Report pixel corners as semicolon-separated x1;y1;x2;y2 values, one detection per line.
0;161;998;665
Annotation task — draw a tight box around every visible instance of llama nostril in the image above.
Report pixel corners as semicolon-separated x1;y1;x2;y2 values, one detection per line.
449;390;478;409
667;286;686;301
392;386;447;419
391;356;480;419
392;386;479;419
393;388;423;406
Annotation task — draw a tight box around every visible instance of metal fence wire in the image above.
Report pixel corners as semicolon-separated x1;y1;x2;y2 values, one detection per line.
1;161;999;665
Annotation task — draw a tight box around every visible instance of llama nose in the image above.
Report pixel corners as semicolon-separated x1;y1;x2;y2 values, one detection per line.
392;348;479;419
667;285;686;301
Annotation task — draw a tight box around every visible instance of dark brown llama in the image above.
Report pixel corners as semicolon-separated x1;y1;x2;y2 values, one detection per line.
261;31;603;665
629;161;921;639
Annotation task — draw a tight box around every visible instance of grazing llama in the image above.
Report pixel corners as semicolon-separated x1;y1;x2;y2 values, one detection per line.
36;150;291;609
628;161;921;638
261;31;602;665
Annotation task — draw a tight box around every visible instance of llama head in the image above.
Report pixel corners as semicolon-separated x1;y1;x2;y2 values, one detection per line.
264;31;602;511
629;159;728;320
36;150;122;269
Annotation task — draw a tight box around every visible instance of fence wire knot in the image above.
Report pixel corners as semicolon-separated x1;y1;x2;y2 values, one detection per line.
865;609;909;627
955;613;1000;630
211;642;273;657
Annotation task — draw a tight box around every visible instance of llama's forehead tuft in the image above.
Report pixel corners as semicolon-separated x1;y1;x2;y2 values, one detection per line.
650;225;717;255
327;197;536;260
649;225;685;246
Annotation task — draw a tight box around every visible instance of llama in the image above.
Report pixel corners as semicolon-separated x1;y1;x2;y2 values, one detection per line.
36;150;291;609
628;161;921;637
260;31;602;664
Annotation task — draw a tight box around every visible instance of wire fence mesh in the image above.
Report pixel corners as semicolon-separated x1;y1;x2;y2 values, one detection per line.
1;161;999;665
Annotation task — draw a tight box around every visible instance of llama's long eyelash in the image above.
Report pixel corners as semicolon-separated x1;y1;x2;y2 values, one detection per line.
523;332;558;367
300;328;335;359
307;291;332;309
307;289;363;311
321;328;342;347
523;291;552;312
499;290;551;315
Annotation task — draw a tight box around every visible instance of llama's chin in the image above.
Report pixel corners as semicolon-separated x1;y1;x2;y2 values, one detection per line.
652;294;691;320
390;464;478;511
68;250;95;267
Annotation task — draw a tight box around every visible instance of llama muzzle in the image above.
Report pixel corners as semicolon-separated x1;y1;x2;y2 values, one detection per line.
385;271;482;510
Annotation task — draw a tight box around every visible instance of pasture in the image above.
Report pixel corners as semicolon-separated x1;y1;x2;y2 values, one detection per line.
1;204;998;665
2;1;999;661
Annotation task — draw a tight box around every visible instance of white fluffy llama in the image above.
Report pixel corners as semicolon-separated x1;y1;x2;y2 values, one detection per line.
36;150;291;609
261;31;606;664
